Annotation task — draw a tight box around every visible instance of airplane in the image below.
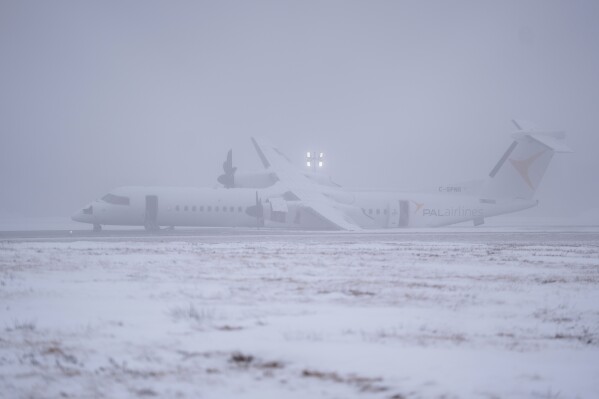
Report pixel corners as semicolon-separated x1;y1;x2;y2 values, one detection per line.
72;121;572;231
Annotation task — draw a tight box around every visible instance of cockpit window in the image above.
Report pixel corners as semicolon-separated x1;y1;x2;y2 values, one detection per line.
102;193;130;205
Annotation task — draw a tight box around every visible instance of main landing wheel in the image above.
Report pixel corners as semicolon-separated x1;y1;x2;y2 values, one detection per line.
144;222;160;232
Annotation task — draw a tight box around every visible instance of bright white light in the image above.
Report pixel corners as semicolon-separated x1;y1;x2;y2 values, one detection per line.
319;152;324;158
307;152;311;158
307;161;311;167
318;161;323;167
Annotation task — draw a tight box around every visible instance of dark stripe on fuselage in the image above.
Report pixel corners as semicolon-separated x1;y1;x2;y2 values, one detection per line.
489;141;518;178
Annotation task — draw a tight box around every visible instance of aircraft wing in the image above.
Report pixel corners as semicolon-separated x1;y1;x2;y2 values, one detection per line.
300;200;360;230
251;137;361;231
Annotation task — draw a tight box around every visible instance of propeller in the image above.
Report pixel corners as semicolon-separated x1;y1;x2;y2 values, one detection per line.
244;191;264;227
255;191;264;227
217;149;237;188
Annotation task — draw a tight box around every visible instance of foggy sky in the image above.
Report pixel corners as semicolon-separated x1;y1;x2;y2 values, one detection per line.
1;0;598;218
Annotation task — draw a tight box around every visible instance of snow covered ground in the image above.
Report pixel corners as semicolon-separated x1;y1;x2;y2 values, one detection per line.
1;233;598;398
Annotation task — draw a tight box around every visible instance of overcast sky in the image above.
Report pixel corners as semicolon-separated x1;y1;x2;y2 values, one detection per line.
1;0;598;218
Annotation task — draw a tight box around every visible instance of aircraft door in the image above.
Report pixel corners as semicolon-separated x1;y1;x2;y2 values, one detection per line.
388;201;400;227
268;197;288;224
398;200;409;227
145;195;159;231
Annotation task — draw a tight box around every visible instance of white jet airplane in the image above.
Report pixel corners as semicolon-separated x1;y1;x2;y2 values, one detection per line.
72;121;572;231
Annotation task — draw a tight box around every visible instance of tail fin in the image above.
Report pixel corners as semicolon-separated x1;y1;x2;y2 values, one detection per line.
481;120;572;200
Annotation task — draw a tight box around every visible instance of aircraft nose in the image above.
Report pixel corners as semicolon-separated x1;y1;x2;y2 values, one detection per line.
71;210;84;222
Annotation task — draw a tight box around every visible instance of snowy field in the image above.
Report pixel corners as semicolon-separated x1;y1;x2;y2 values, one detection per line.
1;231;598;398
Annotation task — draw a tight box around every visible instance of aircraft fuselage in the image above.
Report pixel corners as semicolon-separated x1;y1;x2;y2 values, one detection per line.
72;185;537;230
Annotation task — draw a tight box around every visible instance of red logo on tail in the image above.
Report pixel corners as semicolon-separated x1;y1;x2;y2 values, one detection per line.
509;150;547;189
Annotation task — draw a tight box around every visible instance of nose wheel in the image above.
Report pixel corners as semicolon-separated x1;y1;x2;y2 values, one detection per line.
93;223;102;232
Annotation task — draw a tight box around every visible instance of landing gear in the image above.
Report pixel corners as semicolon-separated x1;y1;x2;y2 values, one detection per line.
93;223;102;232
144;221;160;232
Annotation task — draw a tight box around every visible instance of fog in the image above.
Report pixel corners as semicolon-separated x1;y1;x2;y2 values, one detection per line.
1;0;598;219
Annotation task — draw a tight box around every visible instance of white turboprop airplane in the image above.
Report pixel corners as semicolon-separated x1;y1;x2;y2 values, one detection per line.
72;121;572;231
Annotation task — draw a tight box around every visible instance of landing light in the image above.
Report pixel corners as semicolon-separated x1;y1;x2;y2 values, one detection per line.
306;150;324;170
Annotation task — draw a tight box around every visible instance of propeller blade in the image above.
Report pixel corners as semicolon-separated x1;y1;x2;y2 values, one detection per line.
218;149;236;188
223;149;233;173
255;191;264;227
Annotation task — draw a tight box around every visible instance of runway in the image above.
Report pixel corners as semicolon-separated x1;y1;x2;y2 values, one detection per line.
1;225;599;245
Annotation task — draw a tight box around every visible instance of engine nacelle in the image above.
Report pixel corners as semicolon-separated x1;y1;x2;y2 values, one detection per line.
217;149;278;189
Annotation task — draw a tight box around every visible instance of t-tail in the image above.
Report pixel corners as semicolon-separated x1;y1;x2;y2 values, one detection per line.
481;120;572;200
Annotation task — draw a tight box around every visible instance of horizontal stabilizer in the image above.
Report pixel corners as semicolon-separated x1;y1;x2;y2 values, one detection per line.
511;119;572;153
512;131;573;153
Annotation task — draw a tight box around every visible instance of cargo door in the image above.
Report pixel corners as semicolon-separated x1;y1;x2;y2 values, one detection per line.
398;200;410;227
387;201;400;227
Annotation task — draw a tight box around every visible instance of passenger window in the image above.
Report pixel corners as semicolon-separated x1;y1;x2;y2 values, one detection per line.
207;206;212;212
200;206;204;211
368;209;373;214
184;206;188;211
175;205;180;211
192;206;196;212
223;206;227;212
230;206;234;212
215;206;219;212
383;209;388;215
376;209;380;215
238;206;242;212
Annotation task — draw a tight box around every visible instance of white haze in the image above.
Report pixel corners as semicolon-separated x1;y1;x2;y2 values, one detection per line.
0;0;598;219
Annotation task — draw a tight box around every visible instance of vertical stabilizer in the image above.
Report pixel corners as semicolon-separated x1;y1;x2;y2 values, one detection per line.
481;121;571;200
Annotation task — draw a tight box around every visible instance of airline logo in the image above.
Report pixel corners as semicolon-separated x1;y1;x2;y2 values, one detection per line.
412;201;483;217
509;150;547;190
422;207;484;217
412;201;424;214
